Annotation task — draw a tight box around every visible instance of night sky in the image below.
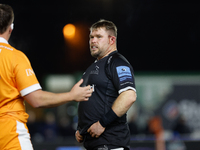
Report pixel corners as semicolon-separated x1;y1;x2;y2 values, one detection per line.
2;0;200;82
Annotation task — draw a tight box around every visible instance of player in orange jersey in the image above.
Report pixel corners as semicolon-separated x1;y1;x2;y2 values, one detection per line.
0;4;93;150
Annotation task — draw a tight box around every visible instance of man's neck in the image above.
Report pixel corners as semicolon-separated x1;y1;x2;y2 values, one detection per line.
0;27;11;42
97;45;117;60
0;36;8;44
0;34;8;41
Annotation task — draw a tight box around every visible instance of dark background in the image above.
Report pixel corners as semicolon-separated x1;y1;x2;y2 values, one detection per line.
2;2;200;149
2;0;200;82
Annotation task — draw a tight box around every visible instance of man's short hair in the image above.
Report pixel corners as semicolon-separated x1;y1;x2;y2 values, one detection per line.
0;4;14;34
90;19;117;37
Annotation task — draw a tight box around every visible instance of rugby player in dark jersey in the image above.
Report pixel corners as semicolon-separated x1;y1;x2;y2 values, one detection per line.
75;19;137;150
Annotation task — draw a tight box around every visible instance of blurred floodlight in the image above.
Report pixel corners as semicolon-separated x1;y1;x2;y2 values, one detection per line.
45;74;76;92
63;24;76;39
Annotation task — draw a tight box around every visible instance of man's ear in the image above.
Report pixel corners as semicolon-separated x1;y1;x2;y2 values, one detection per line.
109;36;116;45
9;23;14;34
9;28;12;34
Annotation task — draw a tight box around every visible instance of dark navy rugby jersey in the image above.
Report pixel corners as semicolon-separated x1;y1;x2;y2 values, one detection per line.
78;51;136;149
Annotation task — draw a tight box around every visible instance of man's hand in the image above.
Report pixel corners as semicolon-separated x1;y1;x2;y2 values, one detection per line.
87;121;105;138
75;130;83;143
70;79;93;102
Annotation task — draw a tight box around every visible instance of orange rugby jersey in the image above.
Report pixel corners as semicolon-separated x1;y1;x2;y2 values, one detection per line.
0;37;41;123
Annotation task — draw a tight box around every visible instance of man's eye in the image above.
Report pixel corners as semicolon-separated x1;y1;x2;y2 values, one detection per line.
97;36;102;38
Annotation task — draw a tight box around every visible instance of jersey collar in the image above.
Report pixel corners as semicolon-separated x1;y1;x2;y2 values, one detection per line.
0;37;9;44
95;50;118;63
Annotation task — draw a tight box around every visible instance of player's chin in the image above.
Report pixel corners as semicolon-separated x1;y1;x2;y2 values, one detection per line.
91;52;99;58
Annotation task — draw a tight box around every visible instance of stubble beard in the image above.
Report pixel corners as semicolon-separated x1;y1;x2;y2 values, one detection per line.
90;49;100;58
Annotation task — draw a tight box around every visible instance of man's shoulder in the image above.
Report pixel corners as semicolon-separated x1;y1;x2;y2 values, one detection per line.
1;44;29;63
107;51;129;65
0;43;23;54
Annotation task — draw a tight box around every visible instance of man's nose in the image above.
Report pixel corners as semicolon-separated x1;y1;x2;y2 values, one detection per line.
90;38;97;43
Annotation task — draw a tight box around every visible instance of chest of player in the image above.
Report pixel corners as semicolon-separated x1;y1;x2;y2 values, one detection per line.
82;59;110;90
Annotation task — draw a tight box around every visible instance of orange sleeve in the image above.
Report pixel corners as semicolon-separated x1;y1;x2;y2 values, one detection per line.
13;50;41;96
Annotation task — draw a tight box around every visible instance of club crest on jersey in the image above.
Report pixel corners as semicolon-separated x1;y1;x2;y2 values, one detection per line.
116;66;133;83
90;65;99;75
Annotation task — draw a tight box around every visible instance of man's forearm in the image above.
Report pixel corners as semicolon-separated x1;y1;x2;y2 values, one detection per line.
24;79;93;108
112;90;136;117
99;89;136;127
24;90;73;108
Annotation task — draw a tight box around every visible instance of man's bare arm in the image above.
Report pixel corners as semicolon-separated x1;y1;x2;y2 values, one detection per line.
24;79;93;108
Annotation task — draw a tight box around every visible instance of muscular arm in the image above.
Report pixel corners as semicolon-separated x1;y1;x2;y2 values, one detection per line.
24;79;93;108
87;89;136;138
112;89;136;117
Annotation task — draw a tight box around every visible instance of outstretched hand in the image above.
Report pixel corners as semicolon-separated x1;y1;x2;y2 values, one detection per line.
70;79;93;102
87;121;105;138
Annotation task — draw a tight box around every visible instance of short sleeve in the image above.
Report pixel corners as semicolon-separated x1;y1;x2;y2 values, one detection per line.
13;51;42;96
107;54;136;94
